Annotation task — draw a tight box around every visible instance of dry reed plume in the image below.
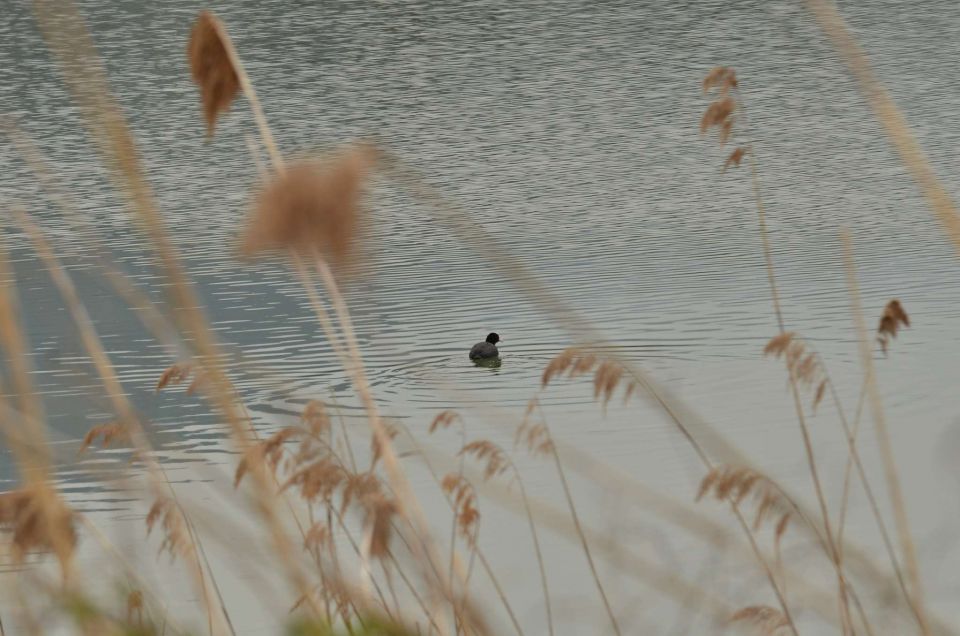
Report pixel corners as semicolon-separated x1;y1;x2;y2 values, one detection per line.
724;147;746;171
459;441;508;481
697;466;792;534
515;402;554;457
877;299;910;355
155;362;192;391
729;606;791;635
79;421;130;452
702;66;738;95
440;474;480;545
541;348;638;407
700;67;737;146
145;497;192;561
188;11;240;136
0;486;76;565
241;146;377;266
763;332;828;412
429;409;462;434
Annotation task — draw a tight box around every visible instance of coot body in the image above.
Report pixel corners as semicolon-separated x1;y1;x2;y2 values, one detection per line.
469;333;501;360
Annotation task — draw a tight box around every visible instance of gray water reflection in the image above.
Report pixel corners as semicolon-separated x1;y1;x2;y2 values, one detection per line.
3;0;960;631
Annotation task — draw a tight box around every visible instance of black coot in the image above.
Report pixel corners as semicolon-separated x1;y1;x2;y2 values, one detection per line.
469;332;500;360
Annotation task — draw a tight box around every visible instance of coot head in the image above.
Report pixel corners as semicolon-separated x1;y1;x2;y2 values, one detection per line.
485;332;500;345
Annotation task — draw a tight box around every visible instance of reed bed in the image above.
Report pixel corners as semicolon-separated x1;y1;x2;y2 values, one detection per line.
0;1;957;635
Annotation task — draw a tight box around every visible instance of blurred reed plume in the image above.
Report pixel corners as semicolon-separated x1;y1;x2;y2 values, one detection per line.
700;97;735;144
241;146;378;266
429;410;462;434
155;362;192;391
458;441;508;481
724;147;746;171
541;348;638;407
763;332;828;411
0;486;76;566
79;421;129;452
729;606;791;635
440;474;480;545
188;11;240;137
702;66;738;95
697;466;791;532
515;407;554;457
145;496;192;561
877;299;910;355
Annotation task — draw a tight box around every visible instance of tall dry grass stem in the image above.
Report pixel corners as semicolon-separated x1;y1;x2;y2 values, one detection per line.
30;0;320;613
710;68;852;631
211;10;475;618
0;239;77;578
460;439;554;636
530;402;621;636
840;228;929;635
805;0;960;255
397;424;523;636
14;208;235;636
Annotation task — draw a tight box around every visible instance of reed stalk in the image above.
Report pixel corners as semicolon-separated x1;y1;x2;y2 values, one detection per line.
15;208;234;636
841;228;929;635
534;403;621;636
29;0;321;614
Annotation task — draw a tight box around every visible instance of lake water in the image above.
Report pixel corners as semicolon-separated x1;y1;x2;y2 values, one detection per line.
2;0;960;634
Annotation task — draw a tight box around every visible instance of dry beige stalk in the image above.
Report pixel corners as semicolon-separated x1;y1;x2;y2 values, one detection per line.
842;229;929;634
805;0;960;256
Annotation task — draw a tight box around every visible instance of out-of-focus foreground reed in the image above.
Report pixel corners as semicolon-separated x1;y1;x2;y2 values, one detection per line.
2;2;959;635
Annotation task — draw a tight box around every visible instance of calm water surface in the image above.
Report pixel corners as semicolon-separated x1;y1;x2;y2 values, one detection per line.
2;1;960;633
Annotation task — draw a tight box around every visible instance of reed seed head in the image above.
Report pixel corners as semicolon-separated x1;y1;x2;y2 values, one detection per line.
341;471;382;515
515;416;553;458
459;440;509;481
304;521;331;552
729;606;790;635
543;348;638;408
364;495;397;560
301;400;331;436
877;299;910;355
187;11;239;137
764;332;828;412
724;147;746;171
156;362;193;392
0;486;76;567
80;421;130;452
699;96;736;138
441;473;480;544
241;145;377;266
429;409;462;434
697;465;791;531
703;66;738;95
146;496;193;562
280;457;346;504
